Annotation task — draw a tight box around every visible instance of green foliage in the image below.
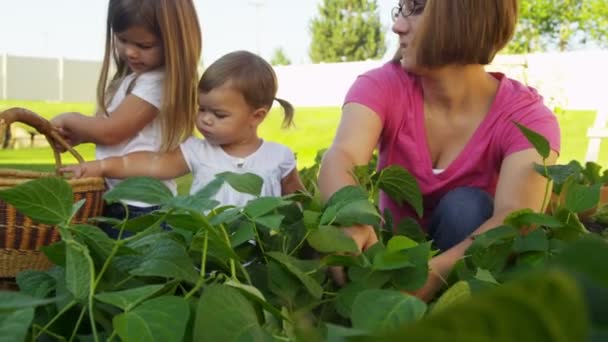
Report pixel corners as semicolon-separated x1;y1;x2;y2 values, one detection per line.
506;0;608;53
1;143;608;341
270;47;291;66
309;0;386;62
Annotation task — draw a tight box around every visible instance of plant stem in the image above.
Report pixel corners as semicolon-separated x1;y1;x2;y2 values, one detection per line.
107;330;118;342
34;300;77;339
68;306;87;342
289;231;310;256
33;324;67;341
541;161;551;212
219;223;238;281
114;275;135;289
87;253;100;342
185;234;209;299
201;231;208;277
94;240;124;289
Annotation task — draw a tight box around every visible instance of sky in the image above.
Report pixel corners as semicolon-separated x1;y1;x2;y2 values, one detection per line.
0;0;399;65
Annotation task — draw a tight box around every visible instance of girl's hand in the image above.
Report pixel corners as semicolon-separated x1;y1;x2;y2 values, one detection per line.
50;112;86;149
60;160;103;178
329;224;379;286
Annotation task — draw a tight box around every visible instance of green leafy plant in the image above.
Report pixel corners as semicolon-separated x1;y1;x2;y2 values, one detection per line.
1;137;608;341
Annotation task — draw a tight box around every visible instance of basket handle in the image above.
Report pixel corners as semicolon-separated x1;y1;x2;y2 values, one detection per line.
0;107;85;175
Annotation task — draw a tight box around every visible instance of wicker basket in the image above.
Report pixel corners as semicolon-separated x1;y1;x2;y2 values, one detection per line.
0;108;106;277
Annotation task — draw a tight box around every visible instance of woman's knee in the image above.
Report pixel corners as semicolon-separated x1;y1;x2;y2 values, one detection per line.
430;187;494;250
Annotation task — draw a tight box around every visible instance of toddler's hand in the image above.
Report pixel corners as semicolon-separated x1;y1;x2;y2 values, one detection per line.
60;161;103;178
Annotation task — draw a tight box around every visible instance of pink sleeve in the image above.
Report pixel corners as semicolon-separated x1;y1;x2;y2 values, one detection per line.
501;105;561;157
344;68;393;125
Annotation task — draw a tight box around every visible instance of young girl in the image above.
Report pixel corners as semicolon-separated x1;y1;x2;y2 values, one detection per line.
50;0;201;236
63;50;304;207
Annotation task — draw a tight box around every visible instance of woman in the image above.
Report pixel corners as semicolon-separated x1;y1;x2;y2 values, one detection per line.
318;0;560;301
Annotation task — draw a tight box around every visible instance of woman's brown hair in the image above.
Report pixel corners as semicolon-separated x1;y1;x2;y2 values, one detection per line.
399;0;518;67
199;50;294;128
97;0;202;151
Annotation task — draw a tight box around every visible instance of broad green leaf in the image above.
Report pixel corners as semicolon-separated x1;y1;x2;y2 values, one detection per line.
70;224;115;261
514;122;550;159
192;229;240;263
513;228;549;253
335;282;369;318
582;161;603;185
267;260;300;301
95;284;165;311
16;270;55;298
123;212;166;233
325;323;369;341
565;183;601;213
224;280;290;323
216;172;263;196
376;166;423;217
333;199;382;227
266;252;324;299
432;281;471;313
319;205;338;225
390;242;432;291
209;207;242;226
534;161;581;186
165;195;219;213
244;197;291;218
504;209;563;228
41;240;66;266
551;235;608;288
468;239;513;274
65;241;93;301
194;285;271;341
386;236;418;252
69;198;86;222
469;225;519;248
0;177;72;224
302;210;321;230
325;186;368;209
320;254;365;267
551;208;588;241
231;221;256;247
474;269;499;285
373;250;414;271
307;225;359;253
104;177;174;205
0;291;58;310
377;271;586;342
0;307;34;342
192;177;224;198
130;239;198;284
254;214;285;231
114;296;190;342
351;289;427;333
167;211;212;233
395;217;427;242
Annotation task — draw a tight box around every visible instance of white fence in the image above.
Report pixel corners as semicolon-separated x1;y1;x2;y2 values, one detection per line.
1;51;607;110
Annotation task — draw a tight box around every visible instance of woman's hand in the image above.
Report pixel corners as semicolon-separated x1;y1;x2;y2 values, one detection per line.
329;224;379;286
409;254;453;302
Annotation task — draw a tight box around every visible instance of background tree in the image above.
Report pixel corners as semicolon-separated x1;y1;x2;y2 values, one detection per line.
309;0;386;63
505;0;608;53
270;47;291;66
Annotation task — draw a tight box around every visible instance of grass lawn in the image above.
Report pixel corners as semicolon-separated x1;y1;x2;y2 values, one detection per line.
2;100;607;194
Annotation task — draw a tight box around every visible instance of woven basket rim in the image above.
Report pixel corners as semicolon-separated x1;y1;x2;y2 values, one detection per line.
0;168;105;189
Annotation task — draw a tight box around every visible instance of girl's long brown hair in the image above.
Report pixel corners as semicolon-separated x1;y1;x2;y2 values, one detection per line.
97;0;201;151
